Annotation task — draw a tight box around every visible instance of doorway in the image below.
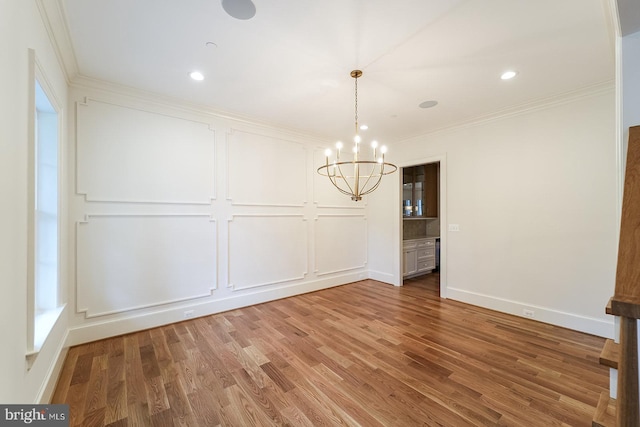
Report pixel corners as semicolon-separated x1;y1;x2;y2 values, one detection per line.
400;156;446;297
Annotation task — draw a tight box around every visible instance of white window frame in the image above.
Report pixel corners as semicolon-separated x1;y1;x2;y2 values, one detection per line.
26;49;65;361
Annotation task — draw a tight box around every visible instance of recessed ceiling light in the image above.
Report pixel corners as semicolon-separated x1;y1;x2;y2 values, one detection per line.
419;100;438;109
189;71;204;81
360;124;368;130
501;70;518;80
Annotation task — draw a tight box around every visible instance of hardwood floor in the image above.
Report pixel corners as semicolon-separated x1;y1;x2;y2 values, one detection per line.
52;273;609;426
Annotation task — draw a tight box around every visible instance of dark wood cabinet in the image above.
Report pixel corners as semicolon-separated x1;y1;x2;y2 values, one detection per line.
402;163;438;218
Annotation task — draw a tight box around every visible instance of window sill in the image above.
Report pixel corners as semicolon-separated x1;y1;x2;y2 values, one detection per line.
26;304;65;367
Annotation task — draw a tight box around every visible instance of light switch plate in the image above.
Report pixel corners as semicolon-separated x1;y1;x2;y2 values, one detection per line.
448;224;460;232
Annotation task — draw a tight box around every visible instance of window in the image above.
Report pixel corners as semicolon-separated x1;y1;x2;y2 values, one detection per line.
27;51;64;357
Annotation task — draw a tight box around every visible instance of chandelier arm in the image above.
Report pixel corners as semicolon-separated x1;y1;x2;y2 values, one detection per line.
328;174;356;197
322;164;356;197
360;162;399;196
335;161;356;195
357;162;379;196
359;166;385;196
353;162;360;199
318;161;397;177
360;179;383;197
360;168;387;196
381;163;398;175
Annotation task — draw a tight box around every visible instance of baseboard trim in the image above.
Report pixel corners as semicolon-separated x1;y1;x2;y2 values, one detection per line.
66;272;365;347
37;329;69;403
368;270;398;286
447;287;614;339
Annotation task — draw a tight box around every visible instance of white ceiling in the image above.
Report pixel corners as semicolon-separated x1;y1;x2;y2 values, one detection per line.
59;0;615;144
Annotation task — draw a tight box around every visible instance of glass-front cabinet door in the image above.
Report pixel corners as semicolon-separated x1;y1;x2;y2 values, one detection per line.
402;169;414;217
402;164;437;218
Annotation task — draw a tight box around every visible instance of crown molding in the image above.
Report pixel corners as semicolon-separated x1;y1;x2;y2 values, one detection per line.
396;80;615;145
69;74;332;145
35;0;79;84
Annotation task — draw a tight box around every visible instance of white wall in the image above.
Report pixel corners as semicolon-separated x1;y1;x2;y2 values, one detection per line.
0;1;70;403
622;30;640;148
368;87;618;338
65;83;371;346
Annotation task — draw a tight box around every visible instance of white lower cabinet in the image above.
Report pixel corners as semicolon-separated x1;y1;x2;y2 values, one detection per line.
403;238;436;278
403;242;418;276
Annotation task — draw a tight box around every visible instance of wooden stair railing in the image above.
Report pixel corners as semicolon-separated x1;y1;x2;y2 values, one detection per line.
594;340;620;426
594;391;618;427
608;125;640;427
600;339;620;370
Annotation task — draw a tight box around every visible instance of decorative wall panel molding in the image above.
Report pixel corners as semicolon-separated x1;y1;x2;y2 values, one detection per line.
314;214;367;275
226;129;307;206
228;214;307;290
76;99;216;204
313;148;366;209
76;214;217;318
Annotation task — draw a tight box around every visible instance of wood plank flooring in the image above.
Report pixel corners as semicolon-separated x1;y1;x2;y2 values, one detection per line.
52;274;609;426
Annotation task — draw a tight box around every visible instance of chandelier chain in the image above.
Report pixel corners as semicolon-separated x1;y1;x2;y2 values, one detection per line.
354;74;358;134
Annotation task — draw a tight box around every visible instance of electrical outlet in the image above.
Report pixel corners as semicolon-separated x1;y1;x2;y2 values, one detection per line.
523;309;535;318
184;310;195;319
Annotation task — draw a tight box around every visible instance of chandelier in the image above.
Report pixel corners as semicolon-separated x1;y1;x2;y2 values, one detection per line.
317;70;397;201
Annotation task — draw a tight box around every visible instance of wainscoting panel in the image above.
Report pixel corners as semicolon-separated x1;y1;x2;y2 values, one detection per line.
76;215;217;318
228;215;307;290
227;129;307;206
76;99;216;204
314;214;367;275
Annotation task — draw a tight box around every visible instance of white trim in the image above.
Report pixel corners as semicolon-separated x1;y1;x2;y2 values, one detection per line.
31;305;65;354
26;49;36;357
35;0;79;83
65;271;364;347
397;154;447;298
368;270;395;285
69;75;331;144
313;214;368;276
313;203;365;209
27;49;65;359
75;98;217;204
75;214;217;317
397;81;615;145
447;287;615;339
226;214;308;290
225;128;308;206
36;329;69;404
614;20;624;227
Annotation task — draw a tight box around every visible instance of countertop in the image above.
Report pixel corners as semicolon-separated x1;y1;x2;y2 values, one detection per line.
403;235;440;241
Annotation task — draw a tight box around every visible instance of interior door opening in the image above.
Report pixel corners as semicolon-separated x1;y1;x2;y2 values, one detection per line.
401;161;441;294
